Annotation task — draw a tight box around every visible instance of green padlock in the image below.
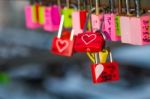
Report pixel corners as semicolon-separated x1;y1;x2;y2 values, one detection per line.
115;0;123;36
62;8;74;28
62;0;75;28
38;6;45;25
99;49;109;63
115;16;121;36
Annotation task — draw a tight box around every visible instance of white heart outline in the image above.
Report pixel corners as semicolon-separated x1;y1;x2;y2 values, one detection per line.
56;39;69;53
95;64;104;80
81;34;97;45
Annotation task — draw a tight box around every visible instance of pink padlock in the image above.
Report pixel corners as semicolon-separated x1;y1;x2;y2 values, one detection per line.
44;5;61;32
104;14;121;41
120;16;132;44
91;1;105;33
104;0;121;41
72;10;87;35
130;0;150;45
24;5;41;29
72;11;83;35
72;0;85;35
120;0;133;44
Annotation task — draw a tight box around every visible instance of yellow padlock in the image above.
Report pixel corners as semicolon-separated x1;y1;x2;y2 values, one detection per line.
99;49;109;63
87;52;95;63
31;4;38;23
38;6;45;25
87;50;108;63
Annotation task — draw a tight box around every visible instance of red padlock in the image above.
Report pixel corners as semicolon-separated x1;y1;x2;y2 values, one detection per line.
51;15;75;57
91;51;119;84
74;10;105;52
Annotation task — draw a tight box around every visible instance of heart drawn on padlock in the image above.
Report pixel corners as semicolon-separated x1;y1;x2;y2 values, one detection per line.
56;39;69;52
82;34;97;45
95;64;104;80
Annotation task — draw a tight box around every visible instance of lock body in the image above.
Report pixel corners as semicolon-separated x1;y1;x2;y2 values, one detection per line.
25;5;41;29
120;16;132;44
62;7;74;28
104;14;121;41
130;14;150;45
91;14;105;32
115;16;122;36
91;14;101;32
74;32;105;52
44;5;61;32
38;6;45;25
51;37;74;57
91;62;119;84
32;4;40;24
72;10;87;35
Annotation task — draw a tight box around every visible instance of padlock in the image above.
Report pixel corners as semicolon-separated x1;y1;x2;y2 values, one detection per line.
24;0;41;29
32;1;40;24
87;52;95;63
72;0;87;35
104;0;121;41
44;2;61;32
129;0;150;45
99;49;109;63
120;0;133;44
62;0;75;28
74;10;105;52
51;15;75;57
87;49;108;64
115;0;123;36
38;0;45;25
91;0;105;32
91;50;120;84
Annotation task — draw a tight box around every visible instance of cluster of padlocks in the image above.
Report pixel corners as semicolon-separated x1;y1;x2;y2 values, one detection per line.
24;0;150;84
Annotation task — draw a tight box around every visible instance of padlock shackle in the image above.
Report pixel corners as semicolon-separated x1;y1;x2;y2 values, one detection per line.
57;15;64;38
95;0;99;15
125;0;131;15
118;0;122;15
57;0;61;8
135;0;141;17
66;0;70;8
109;0;115;13
94;53;99;64
57;15;74;40
109;51;113;63
70;30;75;41
86;0;93;11
77;0;81;11
29;0;34;5
107;48;113;62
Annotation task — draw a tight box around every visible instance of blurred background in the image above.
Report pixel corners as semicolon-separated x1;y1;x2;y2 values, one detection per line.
0;0;150;99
